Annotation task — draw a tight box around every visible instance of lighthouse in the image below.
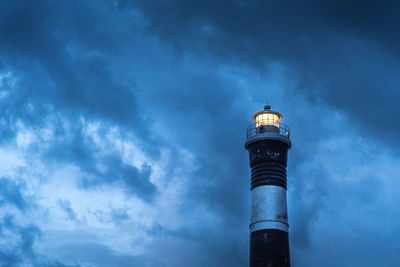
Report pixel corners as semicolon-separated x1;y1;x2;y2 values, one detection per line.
245;104;292;267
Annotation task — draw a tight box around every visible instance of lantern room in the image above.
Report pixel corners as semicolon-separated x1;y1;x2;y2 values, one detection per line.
252;104;282;127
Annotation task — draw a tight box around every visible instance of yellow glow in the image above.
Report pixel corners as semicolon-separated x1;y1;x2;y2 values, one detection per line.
255;113;281;127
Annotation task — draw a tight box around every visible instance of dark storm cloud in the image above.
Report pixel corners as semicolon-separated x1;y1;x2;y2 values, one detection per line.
0;214;41;266
42;121;157;200
0;178;30;211
131;0;400;146
81;155;156;201
0;0;157;199
0;0;154;142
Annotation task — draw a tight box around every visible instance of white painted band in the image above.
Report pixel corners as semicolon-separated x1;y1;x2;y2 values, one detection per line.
250;185;288;232
250;220;289;232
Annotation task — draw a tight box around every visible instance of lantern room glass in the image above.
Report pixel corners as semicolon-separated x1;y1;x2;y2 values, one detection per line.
255;113;281;127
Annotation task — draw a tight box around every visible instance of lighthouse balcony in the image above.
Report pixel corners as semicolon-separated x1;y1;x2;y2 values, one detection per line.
245;122;291;147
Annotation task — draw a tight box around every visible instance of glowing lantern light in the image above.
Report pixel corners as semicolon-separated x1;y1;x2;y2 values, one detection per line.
252;104;282;128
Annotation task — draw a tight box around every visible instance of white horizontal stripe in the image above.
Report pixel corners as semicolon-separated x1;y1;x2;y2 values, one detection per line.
250;220;289;232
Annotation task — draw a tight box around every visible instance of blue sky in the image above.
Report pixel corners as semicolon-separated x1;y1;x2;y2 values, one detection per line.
0;1;400;266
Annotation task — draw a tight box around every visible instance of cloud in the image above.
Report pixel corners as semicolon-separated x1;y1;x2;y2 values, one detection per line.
131;0;400;147
0;214;41;266
0;178;30;212
0;0;158;201
57;200;80;224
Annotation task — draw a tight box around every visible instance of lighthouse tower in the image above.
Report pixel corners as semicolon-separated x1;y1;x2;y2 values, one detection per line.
245;104;292;267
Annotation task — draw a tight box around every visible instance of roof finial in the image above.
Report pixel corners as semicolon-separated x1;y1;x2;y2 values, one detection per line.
264;99;271;110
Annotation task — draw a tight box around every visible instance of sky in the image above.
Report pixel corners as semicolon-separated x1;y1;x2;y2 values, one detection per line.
0;0;400;266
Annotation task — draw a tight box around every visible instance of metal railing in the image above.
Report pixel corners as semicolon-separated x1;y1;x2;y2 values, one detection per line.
246;122;290;140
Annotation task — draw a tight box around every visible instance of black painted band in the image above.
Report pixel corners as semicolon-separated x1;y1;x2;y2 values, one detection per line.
251;162;287;189
250;229;290;267
246;140;289;168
